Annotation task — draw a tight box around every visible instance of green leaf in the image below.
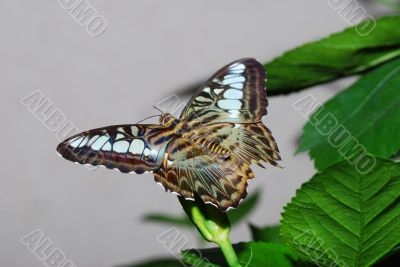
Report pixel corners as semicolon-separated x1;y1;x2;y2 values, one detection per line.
265;16;400;95
280;159;400;267
143;190;261;228
237;242;299;267
297;58;400;171
182;248;220;267
375;247;400;266
182;242;300;267
143;214;191;227
250;224;283;243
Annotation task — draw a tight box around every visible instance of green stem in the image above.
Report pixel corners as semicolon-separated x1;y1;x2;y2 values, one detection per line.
178;196;241;267
218;236;241;267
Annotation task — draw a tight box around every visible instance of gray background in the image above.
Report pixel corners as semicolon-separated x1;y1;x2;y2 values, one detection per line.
0;1;392;266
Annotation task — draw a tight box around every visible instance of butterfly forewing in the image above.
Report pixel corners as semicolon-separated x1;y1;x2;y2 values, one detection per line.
57;124;170;174
180;58;267;124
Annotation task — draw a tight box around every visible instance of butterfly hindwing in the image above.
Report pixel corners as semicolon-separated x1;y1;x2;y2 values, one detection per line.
152;120;280;210
57;124;170;174
154;137;254;211
180;58;267;124
188;122;281;166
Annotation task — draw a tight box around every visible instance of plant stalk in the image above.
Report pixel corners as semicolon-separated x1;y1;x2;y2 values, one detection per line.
217;237;241;267
178;196;241;267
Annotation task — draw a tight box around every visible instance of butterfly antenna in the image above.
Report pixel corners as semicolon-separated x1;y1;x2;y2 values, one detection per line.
153;105;165;115
136;114;161;124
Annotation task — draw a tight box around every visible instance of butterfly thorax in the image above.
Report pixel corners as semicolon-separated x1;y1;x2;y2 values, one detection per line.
160;113;193;140
159;113;180;127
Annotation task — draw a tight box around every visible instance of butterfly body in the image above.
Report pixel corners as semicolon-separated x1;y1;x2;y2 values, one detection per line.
57;58;281;211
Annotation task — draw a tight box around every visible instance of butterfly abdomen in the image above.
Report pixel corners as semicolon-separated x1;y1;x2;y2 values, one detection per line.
194;138;229;157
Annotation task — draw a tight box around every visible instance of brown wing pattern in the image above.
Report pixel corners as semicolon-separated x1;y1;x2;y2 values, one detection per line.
154;137;254;211
184;122;280;166
57;124;171;174
153;121;280;210
180;58;267;124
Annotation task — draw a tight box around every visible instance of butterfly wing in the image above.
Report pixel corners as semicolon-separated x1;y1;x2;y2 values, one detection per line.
154;137;254;211
180;58;267;124
153;58;281;210
57;124;171;174
191;122;281;166
153;121;281;210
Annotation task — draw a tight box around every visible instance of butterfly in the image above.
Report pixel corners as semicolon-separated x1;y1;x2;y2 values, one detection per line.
57;58;281;211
